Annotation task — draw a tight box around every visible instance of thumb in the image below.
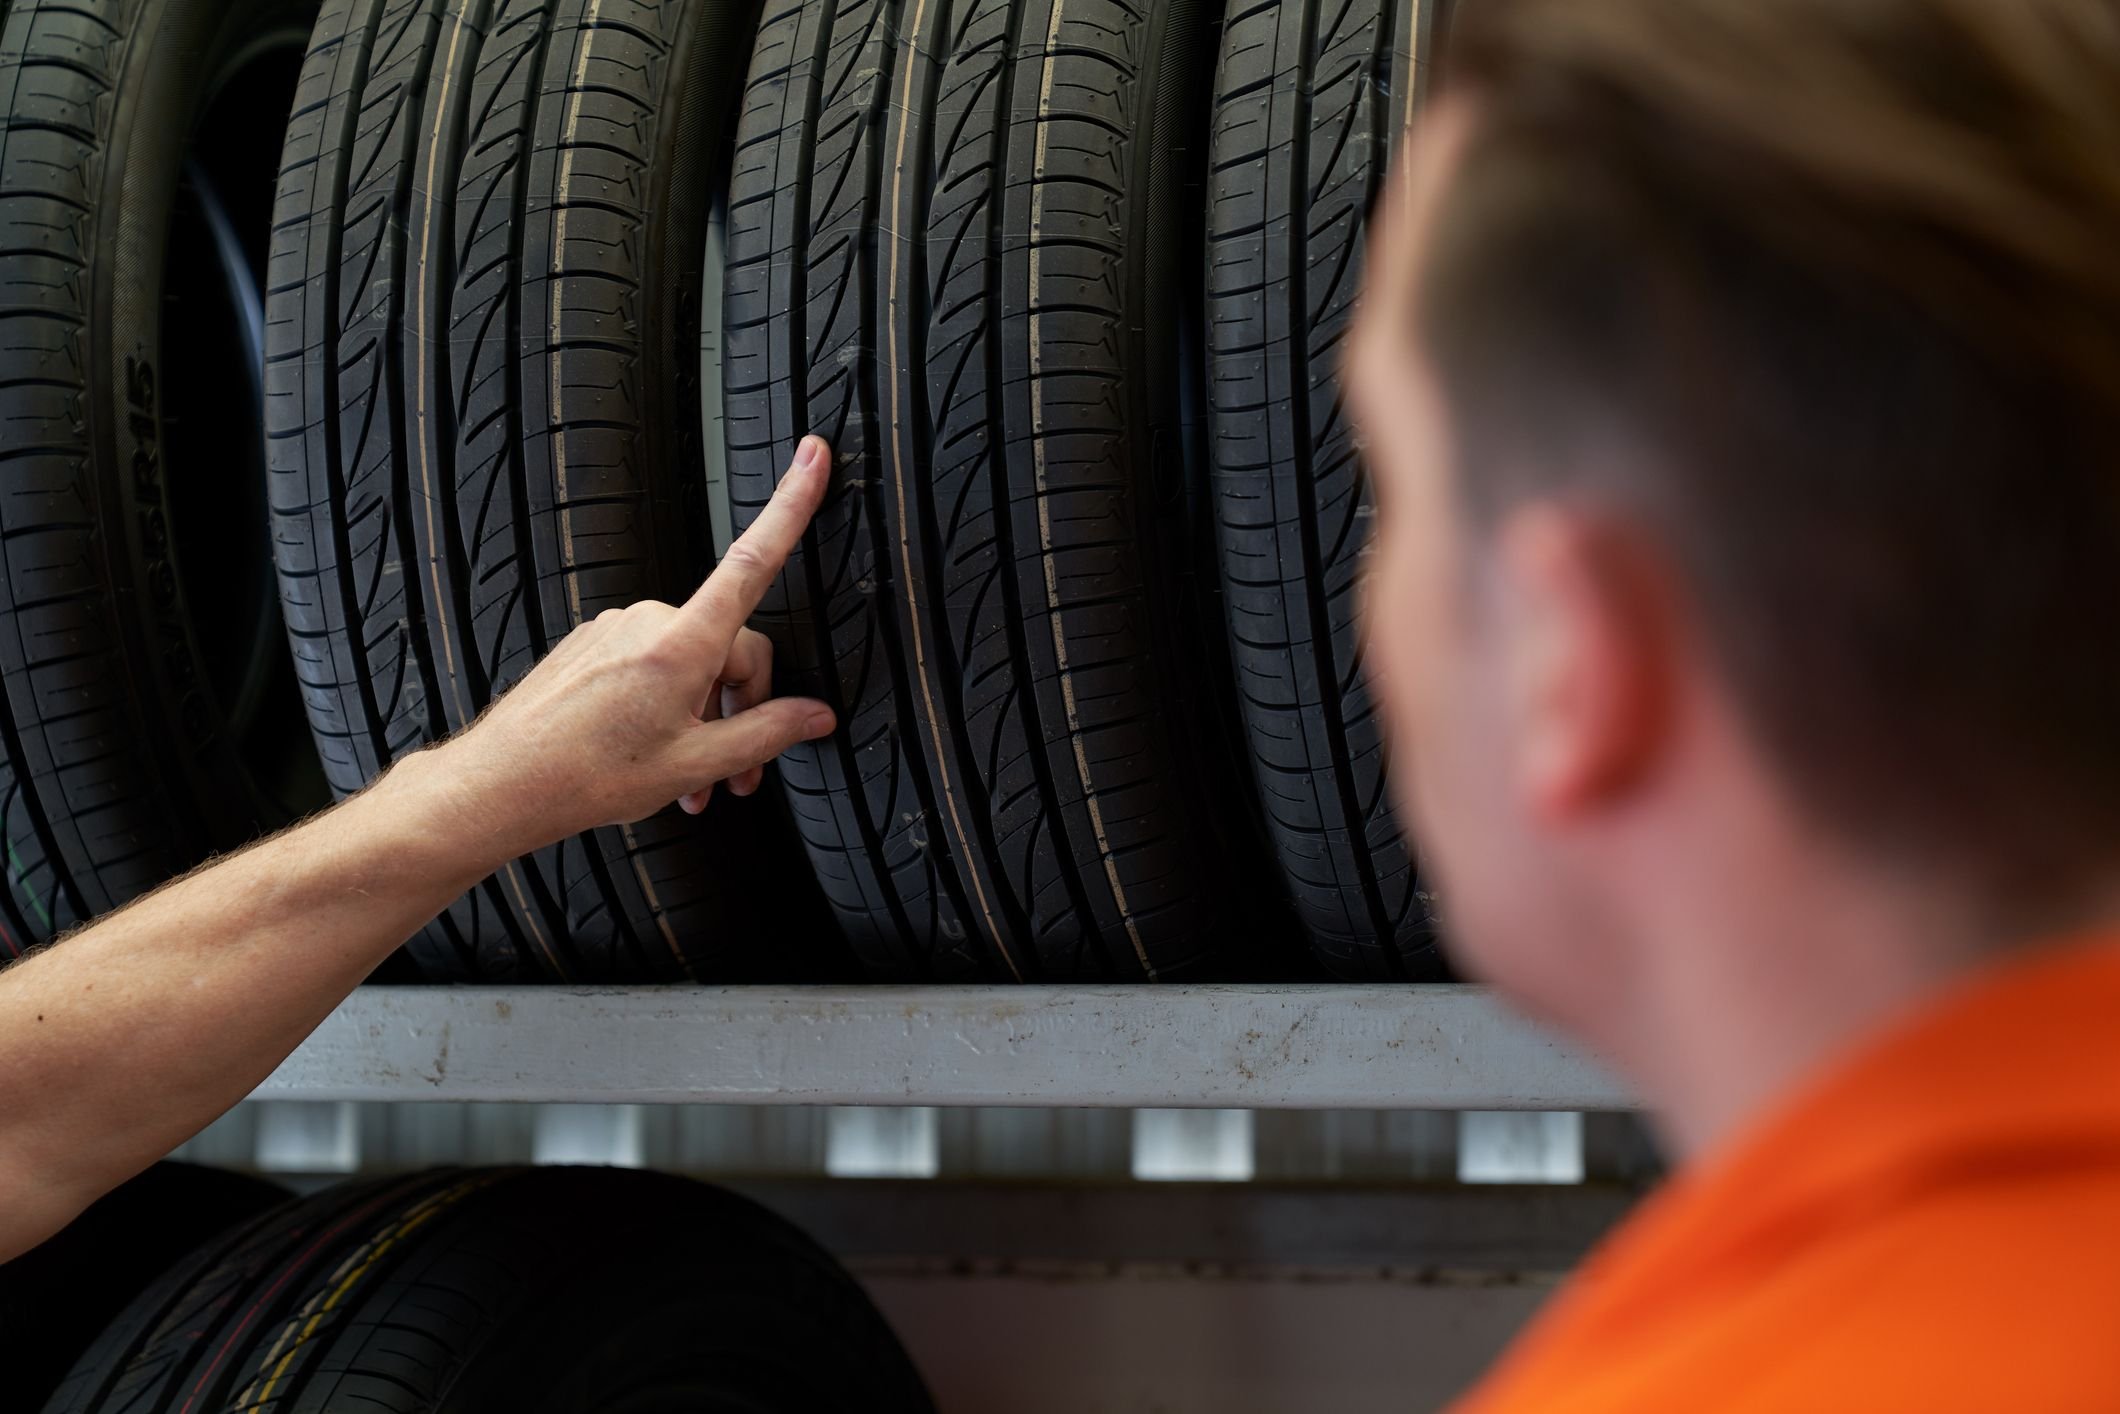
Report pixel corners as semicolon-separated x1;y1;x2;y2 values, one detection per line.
676;695;836;792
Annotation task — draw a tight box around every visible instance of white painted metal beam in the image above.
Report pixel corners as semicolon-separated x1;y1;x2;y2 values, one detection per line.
253;985;1631;1110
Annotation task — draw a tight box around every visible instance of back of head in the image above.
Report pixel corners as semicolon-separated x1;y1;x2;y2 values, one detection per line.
1421;0;2120;900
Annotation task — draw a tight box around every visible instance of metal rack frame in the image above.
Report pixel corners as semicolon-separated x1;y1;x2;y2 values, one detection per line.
255;985;1630;1110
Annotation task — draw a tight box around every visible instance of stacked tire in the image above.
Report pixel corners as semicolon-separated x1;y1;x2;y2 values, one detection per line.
719;0;1453;980
721;0;1269;983
0;1164;289;1411
261;0;820;983
38;1167;933;1413
1204;0;1453;978
0;0;327;960
0;0;1457;982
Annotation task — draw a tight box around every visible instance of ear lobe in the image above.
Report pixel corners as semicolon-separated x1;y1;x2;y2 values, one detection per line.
1497;506;1673;823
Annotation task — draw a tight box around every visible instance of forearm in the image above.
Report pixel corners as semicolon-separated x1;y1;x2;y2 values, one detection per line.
0;437;831;1263
0;747;502;1259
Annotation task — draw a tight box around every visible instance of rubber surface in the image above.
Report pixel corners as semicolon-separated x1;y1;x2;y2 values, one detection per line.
725;0;1269;981
265;0;802;981
0;1163;288;1411
44;1167;935;1413
1204;0;1449;978
0;0;320;958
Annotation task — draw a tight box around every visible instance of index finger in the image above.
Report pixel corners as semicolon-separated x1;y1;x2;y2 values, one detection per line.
677;434;831;645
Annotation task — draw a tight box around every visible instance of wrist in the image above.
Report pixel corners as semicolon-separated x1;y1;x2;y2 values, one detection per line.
355;743;536;886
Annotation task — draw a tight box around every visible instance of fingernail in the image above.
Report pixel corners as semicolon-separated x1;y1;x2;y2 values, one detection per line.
794;435;822;470
805;709;836;739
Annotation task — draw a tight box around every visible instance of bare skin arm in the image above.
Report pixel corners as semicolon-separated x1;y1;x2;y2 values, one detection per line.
0;435;838;1263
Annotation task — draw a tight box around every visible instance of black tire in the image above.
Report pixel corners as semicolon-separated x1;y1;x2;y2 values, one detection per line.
41;1169;488;1413
724;0;1264;981
44;1167;935;1414
0;0;325;959
1204;0;1452;979
265;0;802;981
0;1163;288;1412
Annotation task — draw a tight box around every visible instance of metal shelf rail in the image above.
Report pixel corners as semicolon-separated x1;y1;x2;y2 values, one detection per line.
255;985;1630;1110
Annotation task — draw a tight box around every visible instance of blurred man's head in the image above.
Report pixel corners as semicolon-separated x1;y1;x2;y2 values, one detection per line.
1350;0;2120;1038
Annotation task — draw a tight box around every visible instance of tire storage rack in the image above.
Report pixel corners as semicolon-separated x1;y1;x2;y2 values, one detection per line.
0;0;1642;1410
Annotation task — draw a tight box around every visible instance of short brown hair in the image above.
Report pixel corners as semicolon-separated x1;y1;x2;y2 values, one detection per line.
1420;0;2120;892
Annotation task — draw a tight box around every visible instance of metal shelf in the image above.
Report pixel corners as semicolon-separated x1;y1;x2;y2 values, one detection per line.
256;985;1629;1110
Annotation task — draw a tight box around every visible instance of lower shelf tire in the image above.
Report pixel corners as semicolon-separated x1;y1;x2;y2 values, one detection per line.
1;1163;289;1412
0;0;326;957
1204;0;1452;978
265;0;795;981
43;1167;936;1414
725;0;1266;981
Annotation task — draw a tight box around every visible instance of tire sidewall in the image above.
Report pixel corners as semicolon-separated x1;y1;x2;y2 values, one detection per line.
98;0;313;853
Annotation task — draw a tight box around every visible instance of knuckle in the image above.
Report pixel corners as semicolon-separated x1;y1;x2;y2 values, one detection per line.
638;638;688;674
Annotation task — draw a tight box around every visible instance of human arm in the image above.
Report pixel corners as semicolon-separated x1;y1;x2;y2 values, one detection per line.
0;435;837;1262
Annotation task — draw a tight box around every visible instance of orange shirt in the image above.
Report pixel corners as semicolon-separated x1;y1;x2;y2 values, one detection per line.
1452;937;2120;1413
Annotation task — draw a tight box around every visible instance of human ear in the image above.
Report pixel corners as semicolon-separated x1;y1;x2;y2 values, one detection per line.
1494;504;1673;822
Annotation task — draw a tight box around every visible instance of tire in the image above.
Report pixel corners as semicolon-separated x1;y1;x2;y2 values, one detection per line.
265;0;801;981
1204;0;1452;979
724;0;1266;981
44;1167;935;1414
0;1163;288;1412
0;0;325;959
